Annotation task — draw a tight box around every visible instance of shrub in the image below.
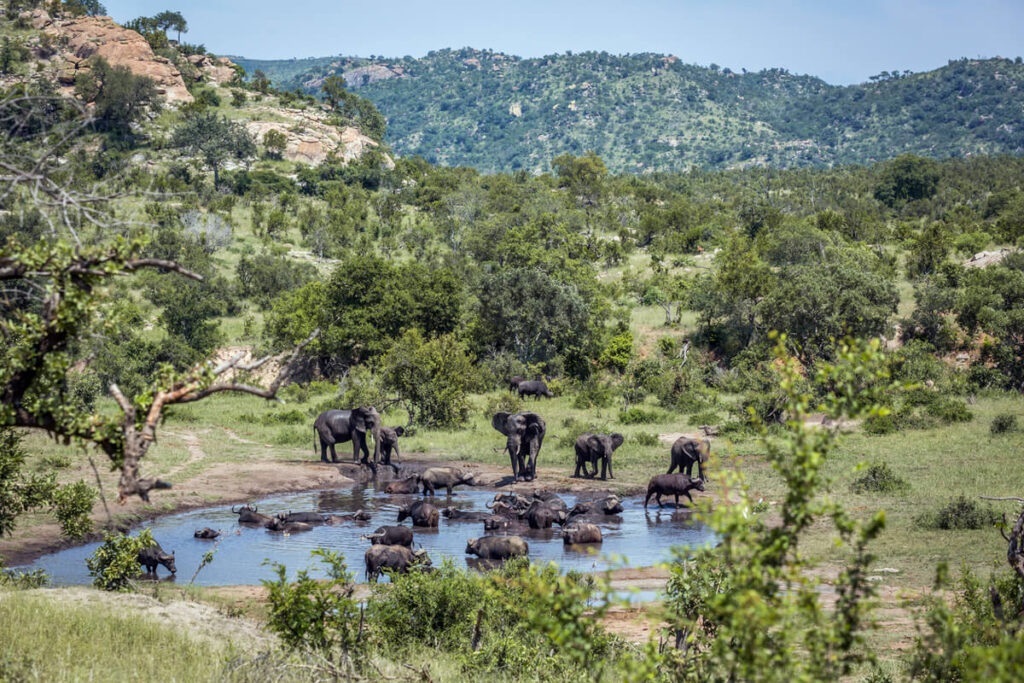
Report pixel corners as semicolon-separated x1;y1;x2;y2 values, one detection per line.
572;378;614;409
990;413;1019;435
381;330;475;428
849;462;911;495
479;351;528;391
50;481;96;539
925;397;973;423
86;530;155;591
485;392;523;417
863;413;898;435
37;453;71;470
632;431;660;447
0;567;49;589
263;549;361;656
618;407;663;424
916;496;998;530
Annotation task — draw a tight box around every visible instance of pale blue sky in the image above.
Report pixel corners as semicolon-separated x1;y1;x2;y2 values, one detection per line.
104;1;1024;84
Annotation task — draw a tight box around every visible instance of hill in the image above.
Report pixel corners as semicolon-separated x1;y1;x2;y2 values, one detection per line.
239;48;1024;173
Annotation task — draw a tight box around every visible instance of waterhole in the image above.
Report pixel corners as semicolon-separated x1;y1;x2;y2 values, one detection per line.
22;485;715;585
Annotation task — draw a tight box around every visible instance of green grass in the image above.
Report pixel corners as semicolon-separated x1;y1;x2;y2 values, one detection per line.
0;590;235;682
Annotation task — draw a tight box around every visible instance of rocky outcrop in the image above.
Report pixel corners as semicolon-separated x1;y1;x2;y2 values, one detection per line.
245;108;391;167
187;54;238;86
24;9;193;104
964;249;1012;269
341;64;401;88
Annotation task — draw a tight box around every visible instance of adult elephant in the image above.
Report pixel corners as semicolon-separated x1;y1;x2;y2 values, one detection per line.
313;407;382;468
668;436;710;480
573;432;624;480
492;411;546;482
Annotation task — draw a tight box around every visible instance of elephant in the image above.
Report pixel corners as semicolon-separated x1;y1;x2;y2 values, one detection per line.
573;432;624;480
313;407;382;468
193;527;219;539
465;535;529;560
232;504;272;526
365;545;431;583
492;411;546;482
378;426;404;475
668;436;710;480
517;380;554;400
562;522;602;545
362;525;414;547
420;467;476;496
644;473;705;508
508;375;525;392
138;541;176;575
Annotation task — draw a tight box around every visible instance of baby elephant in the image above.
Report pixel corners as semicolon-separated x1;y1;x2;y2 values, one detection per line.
573;432;624;480
384;475;420;495
138;541;176;575
193;527;220;539
362;525;414;547
644;473;705;508
562;522;603;545
465;535;529;560
379;426;404;475
420;467;476;496
365;545;431;583
397;500;440;527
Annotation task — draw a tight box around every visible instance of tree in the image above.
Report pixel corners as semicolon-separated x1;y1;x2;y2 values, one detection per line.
74;57;159;135
874;154;941;207
153;10;187;42
262;128;287;160
170;112;256;186
65;0;106;16
381;330;475;427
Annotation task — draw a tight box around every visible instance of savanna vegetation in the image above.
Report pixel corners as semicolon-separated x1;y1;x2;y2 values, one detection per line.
1;3;1024;681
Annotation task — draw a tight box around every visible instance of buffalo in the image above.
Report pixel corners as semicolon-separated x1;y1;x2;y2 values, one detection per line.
138;541;176;575
562;522;603;545
644;473;705;508
397;500;439;527
362;525;414;547
466;535;529;560
420;467;477;496
365;545;431;583
384;475;420;495
193;527;219;539
232;504;272;526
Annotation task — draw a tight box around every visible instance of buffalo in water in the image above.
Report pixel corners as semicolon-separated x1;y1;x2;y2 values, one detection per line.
419;467;476;496
138;541;176;575
385;475;420;494
397;500;439;527
362;525;414;547
466;536;529;560
562;522;602;545
365;545;431;583
193;528;219;539
232;504;272;526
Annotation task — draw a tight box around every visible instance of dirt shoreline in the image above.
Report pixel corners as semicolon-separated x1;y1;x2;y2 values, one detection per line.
1;454;652;567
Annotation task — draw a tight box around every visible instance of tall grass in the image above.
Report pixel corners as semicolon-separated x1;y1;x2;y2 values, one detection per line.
0;590;233;682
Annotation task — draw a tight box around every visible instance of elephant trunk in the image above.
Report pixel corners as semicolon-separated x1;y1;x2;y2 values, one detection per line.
371;423;381;464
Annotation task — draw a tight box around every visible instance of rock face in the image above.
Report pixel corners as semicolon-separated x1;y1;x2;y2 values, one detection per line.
964;249;1012;269
26;9;193;104
188;54;238;86
340;64;400;88
245;108;391;167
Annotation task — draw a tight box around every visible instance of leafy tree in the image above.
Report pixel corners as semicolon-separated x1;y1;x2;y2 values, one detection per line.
86;529;154;592
74;57;159;135
236;248;316;308
153;10;187;42
381;330;475;428
170;112;256;186
262;128;287;160
0;38;15;75
874;154;941;207
320;75;386;141
64;0;106;16
473;267;594;366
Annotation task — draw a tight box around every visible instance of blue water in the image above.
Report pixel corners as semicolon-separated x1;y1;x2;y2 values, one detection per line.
22;486;714;585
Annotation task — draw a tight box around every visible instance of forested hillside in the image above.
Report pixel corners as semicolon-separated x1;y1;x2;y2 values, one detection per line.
238;48;1024;173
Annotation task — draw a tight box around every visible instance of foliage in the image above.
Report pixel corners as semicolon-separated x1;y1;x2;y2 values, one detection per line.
86;529;155;592
874;154;941;207
658;337;896;680
618;406;663;424
849;462;911;495
74;57;159;136
380;330;475;428
916;496;999;531
990;413;1019;435
236;249;316;308
170;111;256;185
572;377;615;409
262;549;362;661
261;129;287;159
49;481;96;539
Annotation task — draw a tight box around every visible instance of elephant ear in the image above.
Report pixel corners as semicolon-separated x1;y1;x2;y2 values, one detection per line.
587;434;604;453
351;408;367;431
610;433;625;450
699;439;711;461
394;426;405;437
492;412;512;435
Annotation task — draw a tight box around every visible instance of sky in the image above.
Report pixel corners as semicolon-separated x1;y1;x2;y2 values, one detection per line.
104;0;1024;85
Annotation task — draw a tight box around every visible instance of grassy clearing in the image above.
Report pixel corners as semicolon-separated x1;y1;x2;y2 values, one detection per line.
0;589;235;682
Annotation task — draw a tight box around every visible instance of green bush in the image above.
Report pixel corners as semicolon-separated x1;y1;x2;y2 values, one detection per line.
86;530;155;592
572;378;614;409
925;397;973;423
618;407;663;424
484;392;523;417
263;549;362;657
863;413;899;435
849;462;911;495
632;431;660;447
50;481;96;539
37;453;72;470
990;413;1019;435
916;496;998;530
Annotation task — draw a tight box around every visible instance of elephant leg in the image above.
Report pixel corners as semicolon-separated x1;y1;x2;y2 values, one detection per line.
599;457;608;481
607;456;615;480
573;458;583;478
329;443;340;464
508;448;520;481
319;438;330;464
667;459;677;475
358;436;371;465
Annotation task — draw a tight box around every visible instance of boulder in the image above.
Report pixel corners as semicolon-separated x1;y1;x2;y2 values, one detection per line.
245;109;392;167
